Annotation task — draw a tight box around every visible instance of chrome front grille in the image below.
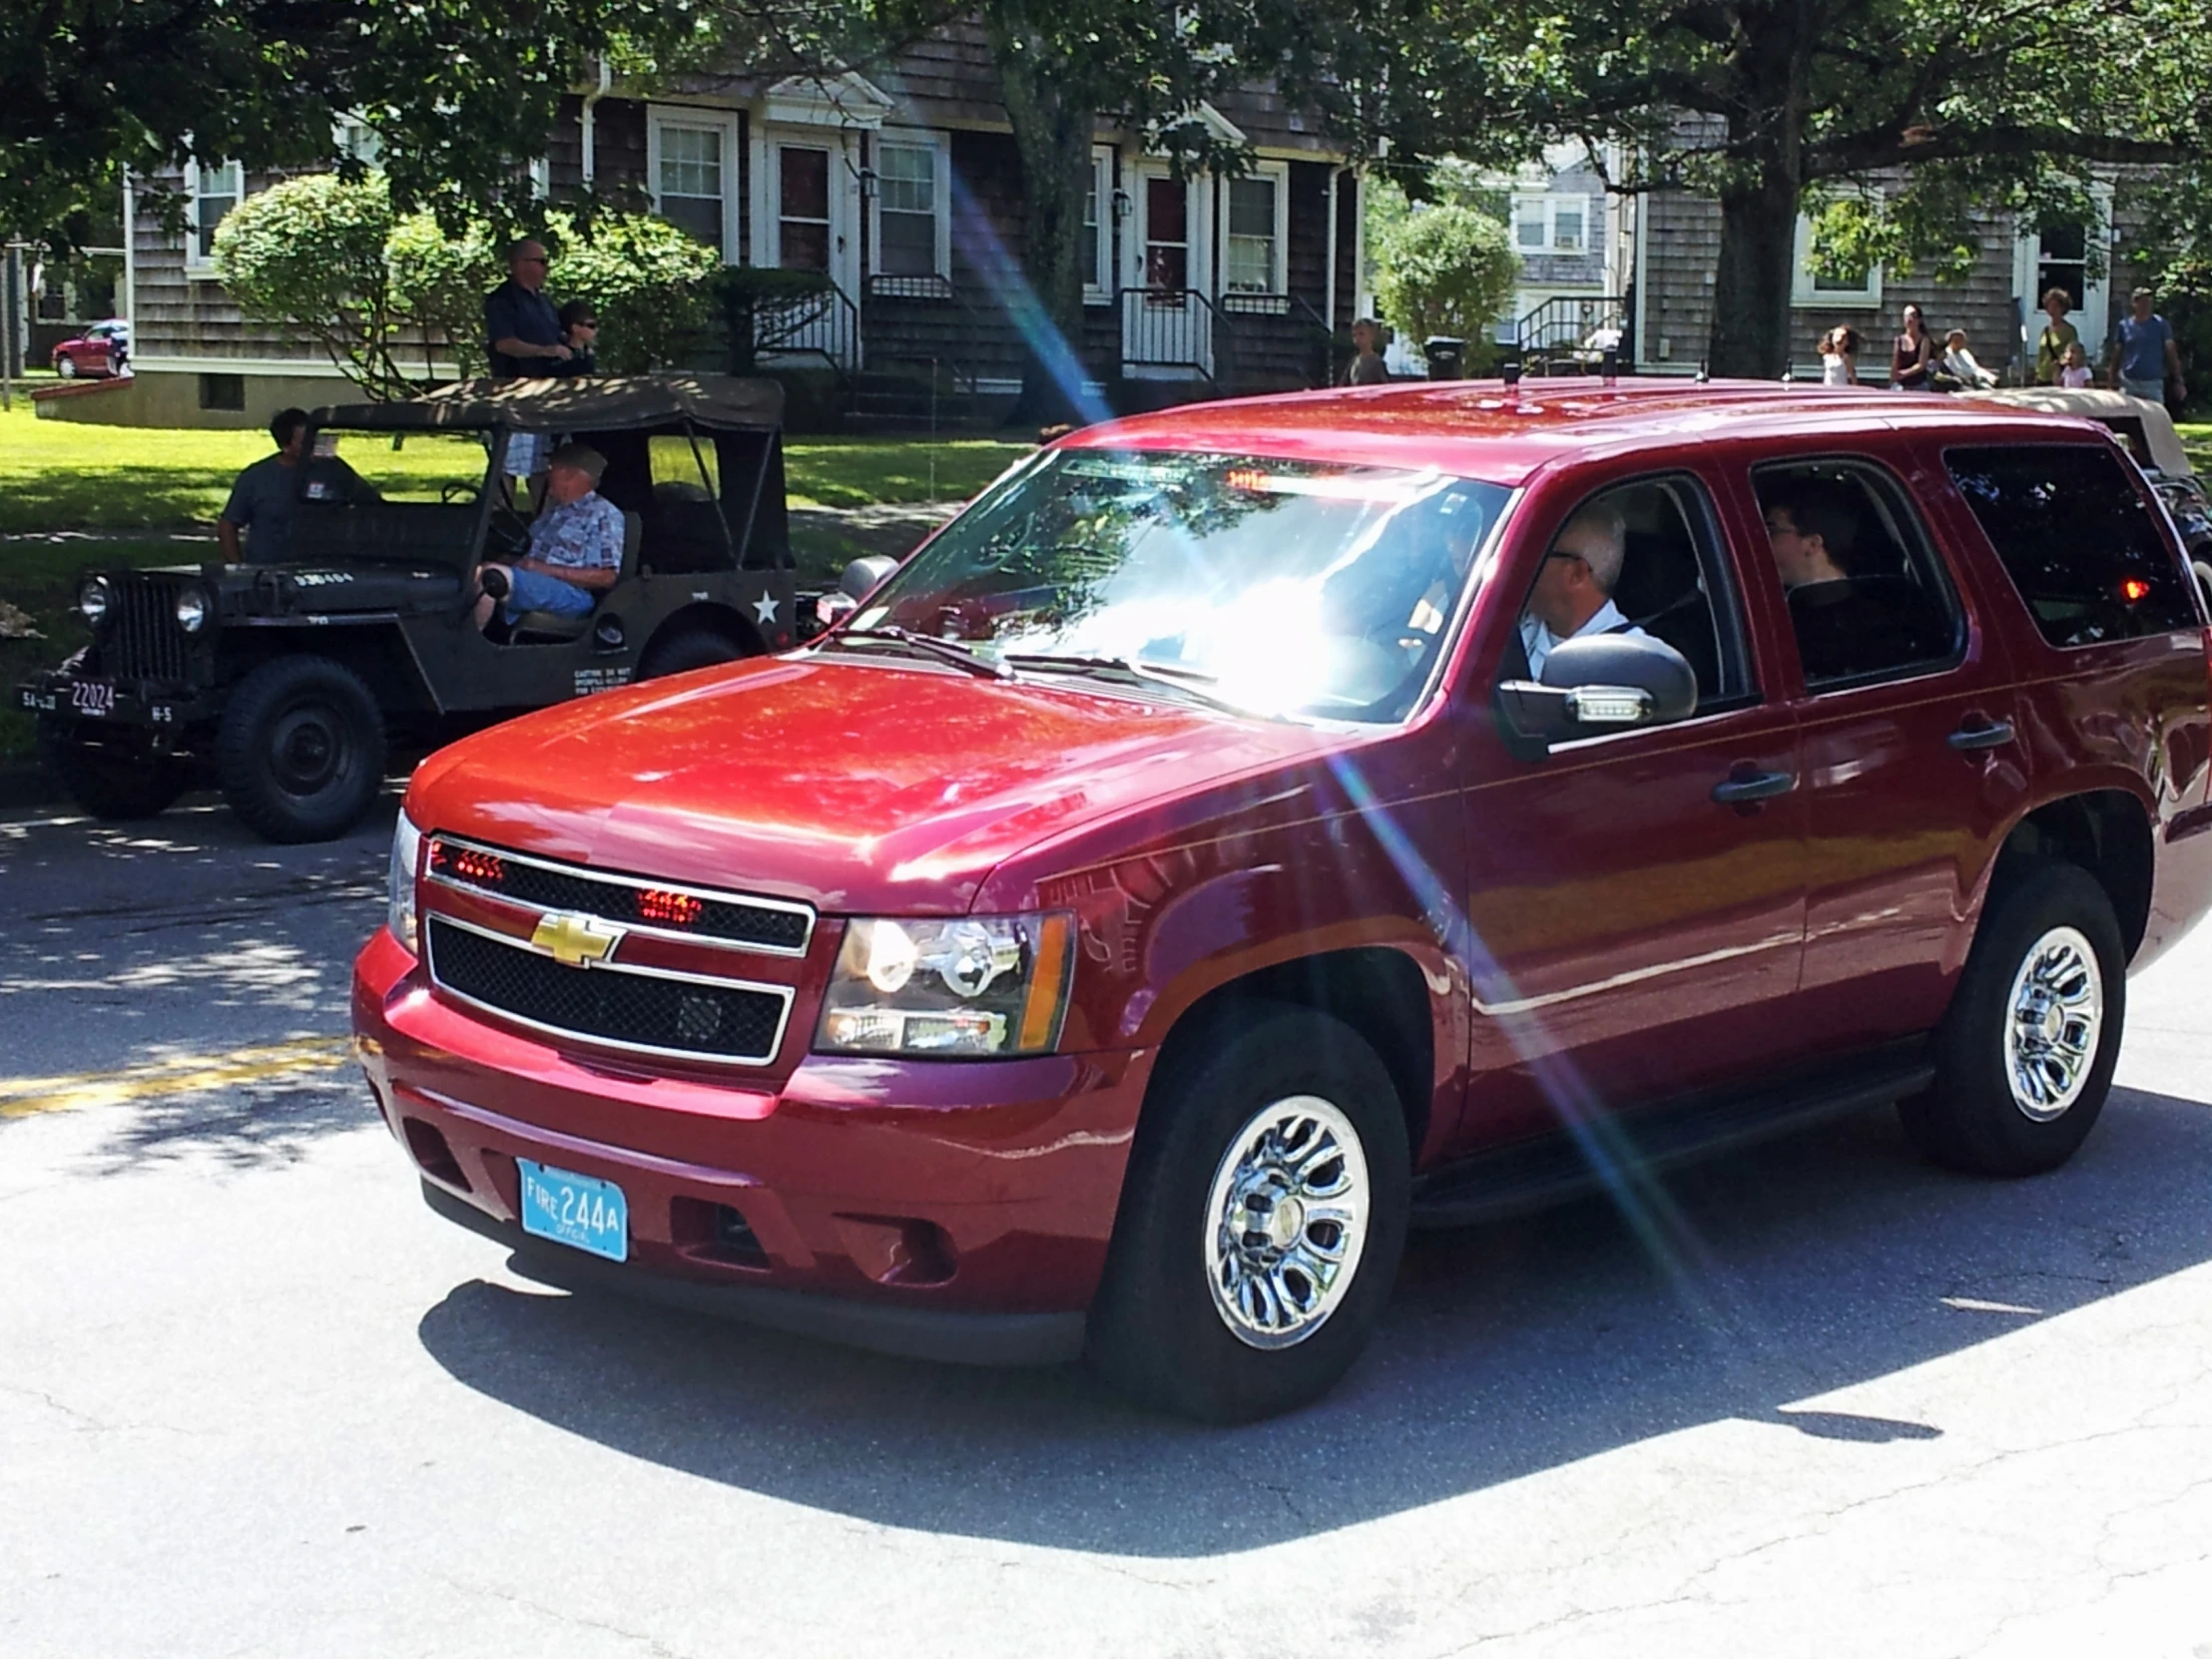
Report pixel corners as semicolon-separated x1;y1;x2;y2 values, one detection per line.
425;916;792;1065
418;836;810;1066
424;834;814;956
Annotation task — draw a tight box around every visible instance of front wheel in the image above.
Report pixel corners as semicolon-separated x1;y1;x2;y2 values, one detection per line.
216;656;387;843
44;732;192;820
54;353;78;379
1899;860;2126;1177
1087;1002;1410;1422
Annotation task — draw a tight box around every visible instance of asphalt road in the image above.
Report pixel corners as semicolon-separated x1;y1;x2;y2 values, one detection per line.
4;795;2210;1658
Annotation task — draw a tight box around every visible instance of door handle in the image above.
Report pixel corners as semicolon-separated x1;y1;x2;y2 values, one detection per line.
1712;770;1796;805
1947;718;2015;752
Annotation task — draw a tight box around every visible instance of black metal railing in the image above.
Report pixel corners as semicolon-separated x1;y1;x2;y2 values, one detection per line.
1513;294;1627;370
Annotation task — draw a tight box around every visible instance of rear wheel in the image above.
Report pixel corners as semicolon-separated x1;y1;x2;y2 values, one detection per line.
1087;1003;1410;1421
1899;860;2125;1177
638;625;747;680
216;656;386;843
44;731;191;821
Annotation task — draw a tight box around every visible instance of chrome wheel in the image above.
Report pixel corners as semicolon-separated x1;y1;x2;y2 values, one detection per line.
2004;924;2104;1122
1204;1095;1371;1351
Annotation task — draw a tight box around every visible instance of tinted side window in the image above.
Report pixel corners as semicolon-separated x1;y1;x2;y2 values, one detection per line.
1752;459;1963;689
1945;444;2198;647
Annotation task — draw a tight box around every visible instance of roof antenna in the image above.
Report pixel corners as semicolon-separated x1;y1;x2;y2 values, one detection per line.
1780;364;1795;384
1695;359;1710;384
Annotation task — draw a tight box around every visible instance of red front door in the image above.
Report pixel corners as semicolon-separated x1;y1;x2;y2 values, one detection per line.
1449;468;1808;1155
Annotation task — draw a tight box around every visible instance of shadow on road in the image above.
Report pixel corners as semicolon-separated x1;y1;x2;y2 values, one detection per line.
415;1084;2212;1557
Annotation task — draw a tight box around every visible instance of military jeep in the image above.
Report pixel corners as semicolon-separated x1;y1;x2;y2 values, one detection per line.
18;375;798;842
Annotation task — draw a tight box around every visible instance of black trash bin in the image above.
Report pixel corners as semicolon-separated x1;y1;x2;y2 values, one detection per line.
1421;335;1466;380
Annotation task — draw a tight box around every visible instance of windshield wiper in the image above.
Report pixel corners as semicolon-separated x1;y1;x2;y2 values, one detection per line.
1000;653;1255;715
827;626;1013;681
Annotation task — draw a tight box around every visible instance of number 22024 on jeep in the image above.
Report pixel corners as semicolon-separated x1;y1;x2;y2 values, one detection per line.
356;378;2212;1421
19;375;801;843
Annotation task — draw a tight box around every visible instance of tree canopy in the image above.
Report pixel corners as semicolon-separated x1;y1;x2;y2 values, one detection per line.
1382;0;2212;374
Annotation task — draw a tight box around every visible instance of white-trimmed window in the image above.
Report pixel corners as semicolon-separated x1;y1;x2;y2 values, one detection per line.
1224;163;1289;297
650;114;737;257
1510;193;1588;255
184;158;243;273
1084;146;1115;303
869;131;950;281
1791;213;1883;308
335;119;382;170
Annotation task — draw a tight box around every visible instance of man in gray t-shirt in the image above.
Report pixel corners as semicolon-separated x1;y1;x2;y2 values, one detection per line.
219;408;365;564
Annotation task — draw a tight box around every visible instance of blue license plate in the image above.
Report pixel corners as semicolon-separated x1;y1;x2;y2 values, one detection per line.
517;1159;629;1263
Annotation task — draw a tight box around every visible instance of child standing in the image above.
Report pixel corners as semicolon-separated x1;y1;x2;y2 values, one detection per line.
2058;341;2093;388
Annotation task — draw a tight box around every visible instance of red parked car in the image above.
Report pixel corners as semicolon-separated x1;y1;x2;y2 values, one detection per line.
355;379;2212;1420
50;318;129;378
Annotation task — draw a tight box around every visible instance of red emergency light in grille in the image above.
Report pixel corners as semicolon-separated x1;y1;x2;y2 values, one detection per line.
638;888;705;927
431;841;506;887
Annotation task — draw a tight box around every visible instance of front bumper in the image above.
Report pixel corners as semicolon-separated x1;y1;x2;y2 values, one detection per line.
18;668;213;738
352;928;1152;1365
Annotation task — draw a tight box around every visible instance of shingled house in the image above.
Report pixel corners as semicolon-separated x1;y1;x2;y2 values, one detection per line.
92;26;1362;428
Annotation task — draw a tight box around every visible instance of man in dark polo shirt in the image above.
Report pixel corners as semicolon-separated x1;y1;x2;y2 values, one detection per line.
484;239;569;377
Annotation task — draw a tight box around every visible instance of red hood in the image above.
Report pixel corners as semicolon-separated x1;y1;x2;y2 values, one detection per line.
405;654;1339;912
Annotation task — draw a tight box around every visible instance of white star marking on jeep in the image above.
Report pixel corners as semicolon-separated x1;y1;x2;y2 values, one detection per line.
753;591;780;626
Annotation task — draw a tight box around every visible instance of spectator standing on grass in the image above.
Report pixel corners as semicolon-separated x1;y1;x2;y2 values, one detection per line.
2059;341;2095;388
217;407;367;565
484;239;569;378
2034;287;2080;385
2107;286;2187;405
1347;318;1391;385
1819;326;1861;385
1890;303;1934;389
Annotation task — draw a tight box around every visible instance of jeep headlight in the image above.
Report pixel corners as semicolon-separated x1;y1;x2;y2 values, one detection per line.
816;913;1073;1056
174;587;209;633
387;811;423;955
78;576;112;624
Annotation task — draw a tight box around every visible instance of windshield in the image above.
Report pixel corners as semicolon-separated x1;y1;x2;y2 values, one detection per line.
844;449;1509;721
308;428;495;504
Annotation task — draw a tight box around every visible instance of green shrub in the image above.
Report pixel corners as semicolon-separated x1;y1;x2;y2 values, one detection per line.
1372;204;1518;356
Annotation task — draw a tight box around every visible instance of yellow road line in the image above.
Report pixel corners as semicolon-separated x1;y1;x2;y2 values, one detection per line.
0;1036;357;1119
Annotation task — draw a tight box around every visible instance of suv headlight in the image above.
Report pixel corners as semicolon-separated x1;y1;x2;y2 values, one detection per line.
174;586;209;633
816;913;1074;1057
387;812;423;955
78;576;112;624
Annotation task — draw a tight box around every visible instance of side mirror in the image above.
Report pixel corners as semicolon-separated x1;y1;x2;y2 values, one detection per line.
838;555;900;600
1497;632;1698;749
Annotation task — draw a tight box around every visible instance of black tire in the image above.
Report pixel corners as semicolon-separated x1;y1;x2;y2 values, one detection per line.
638;625;746;680
54;353;78;379
1899;860;2126;1177
44;733;191;821
1087;1002;1411;1422
215;656;387;843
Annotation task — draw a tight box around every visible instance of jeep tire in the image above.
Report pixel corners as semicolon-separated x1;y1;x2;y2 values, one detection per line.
639;625;746;681
45;731;191;821
1900;860;2126;1177
1087;1002;1410;1422
216;656;387;843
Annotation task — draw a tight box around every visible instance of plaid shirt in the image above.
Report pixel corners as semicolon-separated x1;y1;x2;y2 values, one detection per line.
526;491;623;573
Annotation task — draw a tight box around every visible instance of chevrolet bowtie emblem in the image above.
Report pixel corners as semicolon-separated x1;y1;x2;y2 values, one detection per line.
530;911;623;967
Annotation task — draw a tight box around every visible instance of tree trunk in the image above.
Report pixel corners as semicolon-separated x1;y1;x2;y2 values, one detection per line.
987;8;1096;427
1707;175;1803;378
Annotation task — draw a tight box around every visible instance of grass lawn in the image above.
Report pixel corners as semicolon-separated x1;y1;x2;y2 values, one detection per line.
0;401;1026;534
2176;422;2212;476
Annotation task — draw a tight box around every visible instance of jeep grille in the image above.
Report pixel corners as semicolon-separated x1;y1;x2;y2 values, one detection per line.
89;573;194;683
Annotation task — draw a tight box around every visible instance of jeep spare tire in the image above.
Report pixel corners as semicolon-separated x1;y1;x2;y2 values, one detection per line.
216;656;386;842
45;733;191;821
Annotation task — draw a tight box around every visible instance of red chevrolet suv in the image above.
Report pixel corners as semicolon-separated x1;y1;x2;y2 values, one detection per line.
354;380;2212;1420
